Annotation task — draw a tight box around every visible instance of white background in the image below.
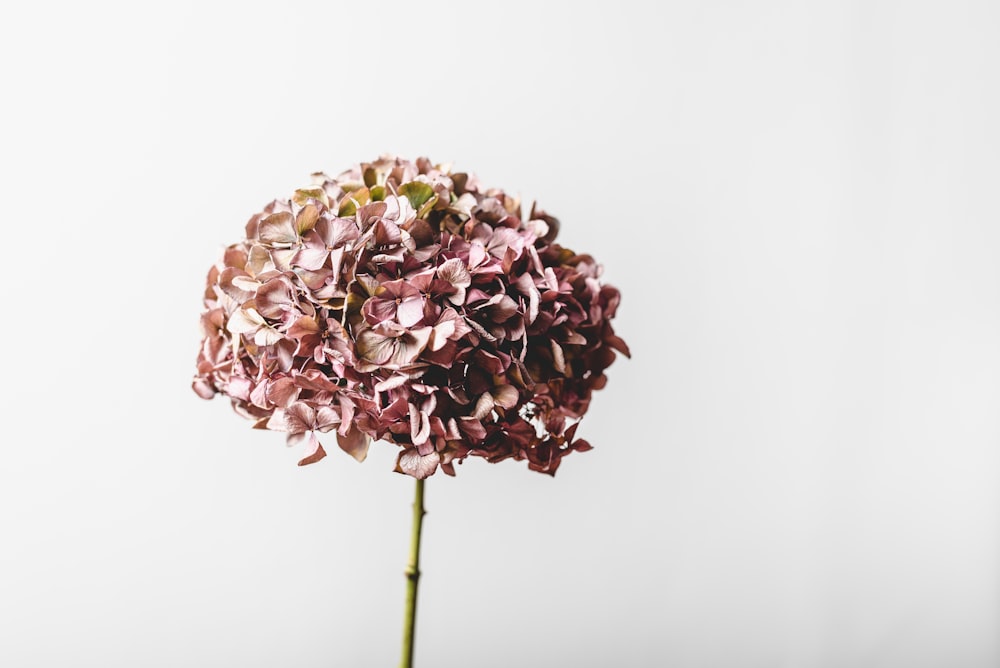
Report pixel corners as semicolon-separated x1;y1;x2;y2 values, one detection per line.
1;1;998;666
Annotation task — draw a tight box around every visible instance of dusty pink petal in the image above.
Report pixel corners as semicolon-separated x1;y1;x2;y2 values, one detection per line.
383;194;416;226
226;307;264;335
258;212;297;246
297;432;327;466
356;327;397;365
409;405;431;446
218;267;256;302
381;397;410;422
253;325;283;346
266;409;288;432
356;201;388;226
286;315;319;340
337;396;357;436
486;227;524;258
457;417;487;441
227;376;252;401
315;406;340;432
375;374;409;392
292;247;330;271
312;216;359;249
284;402;316;434
388;327;432;368
428;317;455;352
395;296;425;328
437;257;471;289
514;273;540;324
256;278;295;318
265;377;299;408
373;219;402;246
363;296;399;325
484;295;517;323
407;267;436;292
396;448;440;479
192;378;215;399
249;381;270;409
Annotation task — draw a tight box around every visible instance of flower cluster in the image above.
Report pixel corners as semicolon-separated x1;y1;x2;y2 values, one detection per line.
193;156;629;478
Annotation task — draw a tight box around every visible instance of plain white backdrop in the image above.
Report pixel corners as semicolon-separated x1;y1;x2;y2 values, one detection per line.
1;1;998;666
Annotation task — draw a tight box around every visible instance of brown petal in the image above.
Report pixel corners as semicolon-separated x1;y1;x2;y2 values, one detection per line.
551;339;566;374
296;204;321;234
492;384;519;409
337;428;371;462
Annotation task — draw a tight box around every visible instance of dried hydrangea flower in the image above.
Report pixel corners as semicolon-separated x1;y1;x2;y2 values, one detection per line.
193;156;629;478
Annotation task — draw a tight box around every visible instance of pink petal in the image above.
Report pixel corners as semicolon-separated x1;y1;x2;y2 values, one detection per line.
409;406;431;446
254;325;284;346
226;308;264;335
396;448;440;480
437;257;471;288
356;328;397;365
375;374;409;392
258;212;298;246
315;406;340;432
292;247;331;271
327;217;360;248
396;297;425;328
515;273;540;324
266;378;299;408
284;402;316;433
192;378;215;399
297;432;327;466
363;296;400;325
389;327;432;368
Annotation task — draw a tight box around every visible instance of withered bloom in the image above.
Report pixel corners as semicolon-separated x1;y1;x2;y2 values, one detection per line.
193;156;629;478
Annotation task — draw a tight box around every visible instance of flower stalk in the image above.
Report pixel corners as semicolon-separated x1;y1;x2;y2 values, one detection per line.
400;477;426;668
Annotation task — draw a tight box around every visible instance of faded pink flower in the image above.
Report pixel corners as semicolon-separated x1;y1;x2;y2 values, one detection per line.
193;156;629;478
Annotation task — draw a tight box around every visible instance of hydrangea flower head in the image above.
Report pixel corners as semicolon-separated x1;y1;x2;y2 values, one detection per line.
193;156;629;478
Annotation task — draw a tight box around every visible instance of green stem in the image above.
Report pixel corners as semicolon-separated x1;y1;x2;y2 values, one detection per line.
400;477;425;668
